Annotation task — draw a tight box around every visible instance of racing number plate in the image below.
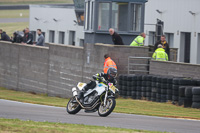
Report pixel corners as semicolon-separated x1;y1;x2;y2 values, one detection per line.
78;82;85;88
109;84;116;93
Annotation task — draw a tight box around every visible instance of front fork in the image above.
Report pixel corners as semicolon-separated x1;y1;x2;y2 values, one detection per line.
103;86;109;106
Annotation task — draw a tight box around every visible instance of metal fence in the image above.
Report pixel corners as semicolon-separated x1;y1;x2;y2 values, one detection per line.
128;57;152;75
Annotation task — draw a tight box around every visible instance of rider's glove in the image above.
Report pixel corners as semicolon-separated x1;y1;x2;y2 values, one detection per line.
99;72;104;77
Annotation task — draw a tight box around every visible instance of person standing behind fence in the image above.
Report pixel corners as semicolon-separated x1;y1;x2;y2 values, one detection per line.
22;28;33;45
130;33;146;46
152;44;168;61
0;29;11;41
34;29;45;46
154;35;170;59
109;28;124;45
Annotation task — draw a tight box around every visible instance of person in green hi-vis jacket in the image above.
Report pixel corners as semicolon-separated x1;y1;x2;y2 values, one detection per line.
152;44;168;61
130;33;146;46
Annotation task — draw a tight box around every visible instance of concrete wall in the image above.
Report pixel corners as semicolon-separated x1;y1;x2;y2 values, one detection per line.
0;41;149;98
47;44;84;97
144;0;200;64
0;42;49;93
149;60;200;79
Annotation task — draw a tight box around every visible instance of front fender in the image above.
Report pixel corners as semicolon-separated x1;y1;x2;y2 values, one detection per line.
107;95;116;99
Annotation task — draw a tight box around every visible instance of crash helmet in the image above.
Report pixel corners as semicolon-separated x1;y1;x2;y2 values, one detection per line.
107;67;117;79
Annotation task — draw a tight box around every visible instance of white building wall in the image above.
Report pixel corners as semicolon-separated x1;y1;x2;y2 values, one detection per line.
144;0;200;64
29;5;84;47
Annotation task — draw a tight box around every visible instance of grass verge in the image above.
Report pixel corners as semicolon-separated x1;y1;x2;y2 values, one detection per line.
0;87;200;120
0;118;167;133
0;10;29;18
0;0;73;5
0;22;29;37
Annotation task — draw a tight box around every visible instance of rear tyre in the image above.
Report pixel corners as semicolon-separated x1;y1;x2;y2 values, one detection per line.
98;98;116;117
66;97;81;114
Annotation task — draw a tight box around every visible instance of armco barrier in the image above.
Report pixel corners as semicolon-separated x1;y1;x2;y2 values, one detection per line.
0;41;149;98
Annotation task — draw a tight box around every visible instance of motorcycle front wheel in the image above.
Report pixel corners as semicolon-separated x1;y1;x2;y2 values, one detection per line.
66;97;81;114
98;97;116;117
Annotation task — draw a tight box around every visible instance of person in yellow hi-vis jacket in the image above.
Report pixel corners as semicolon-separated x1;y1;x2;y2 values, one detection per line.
130;33;146;46
152;44;168;61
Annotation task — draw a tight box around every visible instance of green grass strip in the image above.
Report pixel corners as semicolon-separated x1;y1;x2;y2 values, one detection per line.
0;22;29;36
0;118;169;133
0;0;73;5
0;10;29;18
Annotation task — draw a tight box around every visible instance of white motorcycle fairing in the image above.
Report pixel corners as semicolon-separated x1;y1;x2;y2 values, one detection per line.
84;83;107;97
77;82;107;97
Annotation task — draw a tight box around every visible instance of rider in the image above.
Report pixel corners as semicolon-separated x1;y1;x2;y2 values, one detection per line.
77;67;118;101
93;67;118;85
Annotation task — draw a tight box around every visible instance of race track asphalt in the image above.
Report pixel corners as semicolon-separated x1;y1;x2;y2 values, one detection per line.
0;99;199;133
0;18;29;23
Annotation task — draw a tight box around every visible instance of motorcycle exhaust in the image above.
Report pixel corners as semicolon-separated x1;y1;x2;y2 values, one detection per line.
72;87;78;97
75;96;100;110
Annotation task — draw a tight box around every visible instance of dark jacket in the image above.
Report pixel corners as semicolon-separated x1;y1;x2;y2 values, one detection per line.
112;32;124;45
23;32;33;45
12;31;23;43
154;40;170;58
0;32;11;41
93;72;117;85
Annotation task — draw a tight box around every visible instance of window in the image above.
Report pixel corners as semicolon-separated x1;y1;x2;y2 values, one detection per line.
85;2;89;30
59;32;65;44
31;31;36;42
42;32;45;37
197;33;200;64
85;1;94;30
49;30;55;43
76;12;84;26
111;3;118;30
80;39;84;47
112;2;128;31
149;31;156;45
98;3;110;30
89;1;94;30
68;31;76;46
130;3;142;32
165;33;174;48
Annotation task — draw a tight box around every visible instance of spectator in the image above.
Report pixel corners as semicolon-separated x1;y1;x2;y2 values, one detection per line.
0;29;11;41
152;44;168;61
22;28;33;45
35;29;45;46
11;31;24;43
109;28;124;45
154;35;170;59
130;33;146;46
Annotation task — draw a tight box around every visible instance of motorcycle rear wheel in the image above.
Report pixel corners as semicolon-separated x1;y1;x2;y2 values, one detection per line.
98;98;116;117
66;97;81;114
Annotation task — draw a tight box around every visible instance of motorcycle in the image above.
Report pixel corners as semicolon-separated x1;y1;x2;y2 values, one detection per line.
66;79;119;117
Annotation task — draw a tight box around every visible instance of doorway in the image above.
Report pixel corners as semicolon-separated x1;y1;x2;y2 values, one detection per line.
180;32;191;63
197;33;200;64
68;31;75;46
